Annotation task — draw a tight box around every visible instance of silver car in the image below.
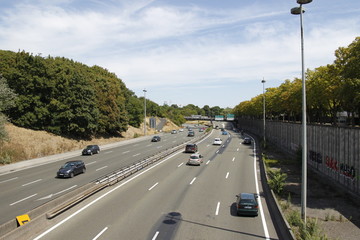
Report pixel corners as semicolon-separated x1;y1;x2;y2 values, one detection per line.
187;153;203;166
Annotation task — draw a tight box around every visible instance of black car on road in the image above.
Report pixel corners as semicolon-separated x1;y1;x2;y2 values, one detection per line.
236;193;259;216
151;136;161;142
57;160;86;178
82;145;100;155
185;143;198;153
243;137;251;145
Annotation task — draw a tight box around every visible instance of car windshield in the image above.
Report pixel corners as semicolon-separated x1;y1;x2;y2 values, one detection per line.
190;155;199;159
62;162;75;168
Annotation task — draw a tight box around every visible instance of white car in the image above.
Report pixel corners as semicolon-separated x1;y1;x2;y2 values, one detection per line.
187;153;203;166
213;138;222;145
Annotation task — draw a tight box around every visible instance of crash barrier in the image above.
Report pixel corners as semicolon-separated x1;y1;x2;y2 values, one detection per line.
0;131;210;239
95;131;210;186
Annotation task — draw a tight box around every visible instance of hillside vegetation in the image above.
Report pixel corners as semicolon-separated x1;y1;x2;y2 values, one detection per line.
0;50;231;164
0;118;179;165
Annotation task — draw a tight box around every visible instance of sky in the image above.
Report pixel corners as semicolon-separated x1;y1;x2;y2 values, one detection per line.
0;0;359;108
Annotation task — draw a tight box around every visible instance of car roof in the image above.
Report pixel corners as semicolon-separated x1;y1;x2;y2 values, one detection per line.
239;193;256;199
190;153;201;156
65;160;83;164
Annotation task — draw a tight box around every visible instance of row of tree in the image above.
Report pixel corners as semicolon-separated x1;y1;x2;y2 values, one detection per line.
232;37;360;126
0;50;228;140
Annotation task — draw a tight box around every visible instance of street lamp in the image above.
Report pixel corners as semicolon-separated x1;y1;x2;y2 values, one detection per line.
143;89;147;136
291;0;312;223
261;78;266;148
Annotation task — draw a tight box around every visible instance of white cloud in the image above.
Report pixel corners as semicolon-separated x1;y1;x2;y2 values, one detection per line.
0;0;359;107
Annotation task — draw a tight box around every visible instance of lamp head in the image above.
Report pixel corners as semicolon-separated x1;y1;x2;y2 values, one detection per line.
291;7;304;15
297;0;312;4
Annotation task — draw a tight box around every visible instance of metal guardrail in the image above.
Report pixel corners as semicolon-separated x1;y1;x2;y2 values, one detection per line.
94;131;210;186
47;130;211;218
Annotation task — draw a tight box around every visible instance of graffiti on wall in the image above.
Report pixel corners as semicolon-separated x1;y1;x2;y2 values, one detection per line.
309;150;357;181
309;150;323;163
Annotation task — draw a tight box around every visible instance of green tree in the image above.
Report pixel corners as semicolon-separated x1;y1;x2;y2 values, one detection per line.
0;75;18;140
334;37;360;126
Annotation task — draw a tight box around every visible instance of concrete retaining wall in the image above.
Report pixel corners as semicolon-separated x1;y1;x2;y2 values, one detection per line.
237;119;360;196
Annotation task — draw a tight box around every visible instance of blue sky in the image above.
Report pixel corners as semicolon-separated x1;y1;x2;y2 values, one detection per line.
0;0;359;108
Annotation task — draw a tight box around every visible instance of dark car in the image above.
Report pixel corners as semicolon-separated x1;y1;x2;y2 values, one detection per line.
185;143;198;153
82;145;100;155
187;131;195;137
151;136;161;142
236;193;259;216
243;137;251;144
57;160;86;178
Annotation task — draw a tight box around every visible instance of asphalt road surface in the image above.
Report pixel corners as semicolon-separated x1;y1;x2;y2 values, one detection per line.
31;123;279;240
0;127;199;225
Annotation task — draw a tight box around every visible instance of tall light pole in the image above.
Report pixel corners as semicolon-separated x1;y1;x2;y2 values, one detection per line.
143;89;147;136
291;0;312;223
261;78;266;148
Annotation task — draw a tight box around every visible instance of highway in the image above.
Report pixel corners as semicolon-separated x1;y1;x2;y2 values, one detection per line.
29;123;279;240
0;127;198;225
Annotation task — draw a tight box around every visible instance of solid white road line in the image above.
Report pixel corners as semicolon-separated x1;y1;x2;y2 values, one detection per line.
148;182;159;191
0;177;18;184
152;231;160;240
189;177;196;185
215;202;220;216
252;138;270;240
93;227;108;240
10;193;37;206
96;166;108;171
22;179;42;187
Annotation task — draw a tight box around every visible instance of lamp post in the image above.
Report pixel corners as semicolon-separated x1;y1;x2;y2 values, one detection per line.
291;0;312;223
143;89;147;136
261;78;266;148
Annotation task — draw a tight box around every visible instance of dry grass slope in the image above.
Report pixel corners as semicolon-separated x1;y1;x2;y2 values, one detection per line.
0;118;179;164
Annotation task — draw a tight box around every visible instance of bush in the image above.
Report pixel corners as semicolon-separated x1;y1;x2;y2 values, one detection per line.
268;169;287;195
299;218;328;240
0;152;12;165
